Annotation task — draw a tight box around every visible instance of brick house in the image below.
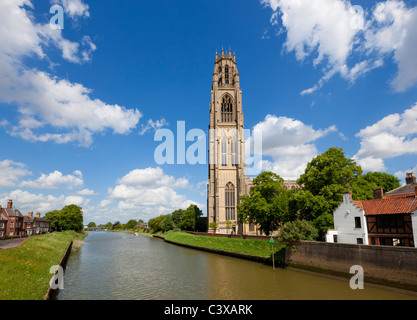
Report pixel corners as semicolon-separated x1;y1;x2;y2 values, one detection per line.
0;216;7;238
1;199;25;236
23;211;51;235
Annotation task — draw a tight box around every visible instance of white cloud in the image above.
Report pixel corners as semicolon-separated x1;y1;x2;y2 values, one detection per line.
354;102;417;171
139;118;168;135
0;189;90;214
98;167;202;222
262;0;417;94
0;0;142;146
20;170;84;189
249;114;337;179
77;188;98;196
0;159;31;187
59;0;90;18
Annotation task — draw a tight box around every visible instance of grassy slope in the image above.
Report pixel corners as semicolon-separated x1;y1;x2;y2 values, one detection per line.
163;231;285;260
0;231;85;300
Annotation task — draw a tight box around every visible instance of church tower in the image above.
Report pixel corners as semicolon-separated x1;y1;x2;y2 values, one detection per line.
207;49;250;235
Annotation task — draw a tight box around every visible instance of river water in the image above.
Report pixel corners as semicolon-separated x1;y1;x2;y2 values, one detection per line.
56;231;417;300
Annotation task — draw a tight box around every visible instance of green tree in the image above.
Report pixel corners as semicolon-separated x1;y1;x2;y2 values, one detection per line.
59;205;84;232
148;215;166;232
350;171;401;200
125;219;138;230
237;171;288;235
105;222;112;228
298;147;362;198
209;222;218;233
87;222;96;228
161;214;174;232
181;206;196;231
276;220;318;262
171;209;184;228
44;210;61;231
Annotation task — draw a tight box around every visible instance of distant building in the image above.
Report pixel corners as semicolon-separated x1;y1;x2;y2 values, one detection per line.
326;175;417;247
1;199;25;236
23;211;50;235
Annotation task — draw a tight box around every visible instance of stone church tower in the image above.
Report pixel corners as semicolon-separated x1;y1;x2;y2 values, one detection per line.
207;49;251;235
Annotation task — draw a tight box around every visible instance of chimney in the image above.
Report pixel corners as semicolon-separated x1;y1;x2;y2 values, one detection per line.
343;191;352;203
7;199;13;209
373;188;384;199
28;211;33;217
406;172;416;185
36;212;40;218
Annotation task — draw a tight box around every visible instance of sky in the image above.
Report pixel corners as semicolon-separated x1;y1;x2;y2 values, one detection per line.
1;0;417;224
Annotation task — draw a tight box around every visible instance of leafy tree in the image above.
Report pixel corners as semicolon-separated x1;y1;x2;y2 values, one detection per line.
45;205;83;232
225;220;232;234
87;222;96;228
350;172;401;200
148;215;166;232
44;210;61;231
181;206;196;231
161;214;174;232
125;219;138;230
209;222;218;233
298;147;362;198
276;220;318;262
105;222;112;228
171;209;184;228
238;171;288;235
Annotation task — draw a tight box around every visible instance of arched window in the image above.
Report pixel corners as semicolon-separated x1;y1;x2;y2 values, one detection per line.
225;182;235;220
231;140;238;166
221;139;227;166
221;95;233;122
225;65;230;84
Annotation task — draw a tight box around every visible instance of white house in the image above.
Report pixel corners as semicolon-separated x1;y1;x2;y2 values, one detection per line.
325;191;368;245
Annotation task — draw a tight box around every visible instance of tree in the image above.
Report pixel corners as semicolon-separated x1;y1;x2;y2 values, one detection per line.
148;215;166;232
161;214;174;232
171;209;184;228
237;171;288;235
125;219;138;230
181;206;196;231
209;222;218;233
87;222;96;228
350;172;401;200
225;220;232;234
44;210;61;231
276;220;318;263
45;205;84;232
298;147;362;198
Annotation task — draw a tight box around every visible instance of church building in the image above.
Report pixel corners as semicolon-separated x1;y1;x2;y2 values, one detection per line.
207;49;253;235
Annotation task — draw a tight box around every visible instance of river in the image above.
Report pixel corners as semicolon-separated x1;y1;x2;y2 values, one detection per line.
56;231;417;300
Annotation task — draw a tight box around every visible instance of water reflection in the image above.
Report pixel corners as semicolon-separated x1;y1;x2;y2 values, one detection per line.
56;231;417;300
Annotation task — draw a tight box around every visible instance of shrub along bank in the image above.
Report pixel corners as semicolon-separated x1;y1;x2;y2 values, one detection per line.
162;231;286;266
0;231;86;300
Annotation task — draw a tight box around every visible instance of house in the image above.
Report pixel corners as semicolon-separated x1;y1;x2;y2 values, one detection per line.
0;216;7;238
326;181;417;247
325;191;368;245
0;199;25;236
23;211;50;235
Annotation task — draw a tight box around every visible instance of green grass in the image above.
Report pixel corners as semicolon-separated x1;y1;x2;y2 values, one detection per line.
0;231;85;300
163;231;285;261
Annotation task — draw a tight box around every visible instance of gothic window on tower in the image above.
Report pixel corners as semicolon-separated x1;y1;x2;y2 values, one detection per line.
231;140;238;166
225;65;229;84
225;182;235;220
221;95;233;122
221;139;227;166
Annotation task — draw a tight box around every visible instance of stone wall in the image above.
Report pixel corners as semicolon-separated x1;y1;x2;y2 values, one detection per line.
290;241;417;291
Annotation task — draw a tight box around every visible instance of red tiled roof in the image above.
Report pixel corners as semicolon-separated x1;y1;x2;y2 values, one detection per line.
358;192;417;215
353;201;363;210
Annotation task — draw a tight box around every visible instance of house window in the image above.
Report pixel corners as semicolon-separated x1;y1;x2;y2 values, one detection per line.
354;217;361;228
249;224;254;232
221;139;227;167
370;237;376;245
225;182;235;221
376;215;404;229
357;238;363;244
221;95;233;122
333;235;338;243
10;222;14;228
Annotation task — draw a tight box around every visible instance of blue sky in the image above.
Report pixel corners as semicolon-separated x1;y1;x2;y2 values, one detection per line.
1;0;417;224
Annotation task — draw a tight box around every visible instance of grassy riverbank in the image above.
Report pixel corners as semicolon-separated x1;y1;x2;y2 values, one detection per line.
162;231;286;263
0;231;86;300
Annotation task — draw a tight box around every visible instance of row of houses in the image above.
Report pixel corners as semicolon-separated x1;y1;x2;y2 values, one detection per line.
326;172;417;247
0;199;50;238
